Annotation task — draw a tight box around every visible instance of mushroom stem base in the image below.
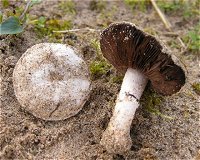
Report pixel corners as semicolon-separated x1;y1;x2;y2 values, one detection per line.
101;68;148;153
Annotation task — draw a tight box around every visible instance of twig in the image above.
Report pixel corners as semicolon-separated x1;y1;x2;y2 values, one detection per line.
53;27;101;33
19;0;32;21
150;0;186;49
177;37;186;48
162;32;179;37
150;0;171;30
181;39;191;54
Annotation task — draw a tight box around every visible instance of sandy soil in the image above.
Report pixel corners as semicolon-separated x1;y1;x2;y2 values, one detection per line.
0;0;199;159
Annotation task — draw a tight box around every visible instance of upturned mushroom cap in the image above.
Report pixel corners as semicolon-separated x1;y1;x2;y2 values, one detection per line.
13;43;91;121
100;22;185;96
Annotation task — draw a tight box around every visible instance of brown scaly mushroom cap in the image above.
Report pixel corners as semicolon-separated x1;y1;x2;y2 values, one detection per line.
100;22;185;95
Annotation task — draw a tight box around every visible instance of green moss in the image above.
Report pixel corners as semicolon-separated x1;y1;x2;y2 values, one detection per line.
183;23;200;55
182;0;200;18
90;39;101;58
2;0;9;8
157;0;200;18
58;0;76;14
124;0;150;12
66;39;75;46
90;60;111;79
32;16;72;38
89;0;106;12
142;90;163;108
89;38;112;79
157;0;182;12
141;88;173;120
0;12;2;23
192;82;200;95
167;40;181;49
110;76;123;84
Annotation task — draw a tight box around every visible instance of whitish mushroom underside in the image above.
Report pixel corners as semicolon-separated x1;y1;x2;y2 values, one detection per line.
13;43;91;120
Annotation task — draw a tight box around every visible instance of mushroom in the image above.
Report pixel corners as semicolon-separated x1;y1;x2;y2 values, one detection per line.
13;43;91;121
100;22;185;153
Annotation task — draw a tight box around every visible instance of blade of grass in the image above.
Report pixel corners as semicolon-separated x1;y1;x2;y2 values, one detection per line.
52;27;100;33
19;0;32;21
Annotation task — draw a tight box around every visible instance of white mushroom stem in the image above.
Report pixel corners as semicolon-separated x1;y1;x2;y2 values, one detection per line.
101;68;148;153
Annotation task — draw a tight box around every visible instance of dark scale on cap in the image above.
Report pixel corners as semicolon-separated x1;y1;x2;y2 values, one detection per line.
100;22;185;96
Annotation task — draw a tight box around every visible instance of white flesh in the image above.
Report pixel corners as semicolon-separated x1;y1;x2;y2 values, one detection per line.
101;68;148;153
